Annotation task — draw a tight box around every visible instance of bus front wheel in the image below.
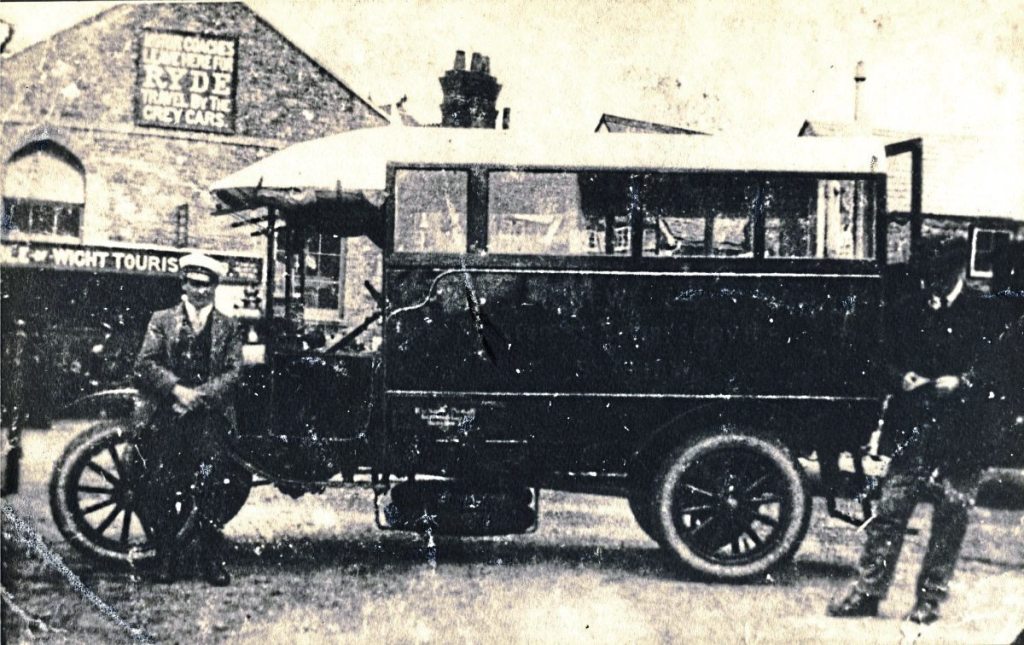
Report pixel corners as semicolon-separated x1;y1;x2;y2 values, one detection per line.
650;429;811;581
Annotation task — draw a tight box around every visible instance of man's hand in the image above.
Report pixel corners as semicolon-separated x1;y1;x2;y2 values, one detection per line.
172;384;202;414
902;371;931;392
933;375;962;394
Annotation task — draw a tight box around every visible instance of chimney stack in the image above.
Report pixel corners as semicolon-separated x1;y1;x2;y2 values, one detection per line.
853;60;866;123
440;50;502;128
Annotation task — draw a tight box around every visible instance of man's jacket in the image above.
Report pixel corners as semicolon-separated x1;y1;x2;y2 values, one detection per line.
133;303;243;429
882;286;1000;470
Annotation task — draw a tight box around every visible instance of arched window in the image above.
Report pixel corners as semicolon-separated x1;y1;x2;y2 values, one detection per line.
2;141;86;238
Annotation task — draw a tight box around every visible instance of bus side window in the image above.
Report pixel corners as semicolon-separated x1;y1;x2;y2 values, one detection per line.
394;169;468;253
641;174;755;258
487;171;630;256
764;178;876;260
764;177;817;258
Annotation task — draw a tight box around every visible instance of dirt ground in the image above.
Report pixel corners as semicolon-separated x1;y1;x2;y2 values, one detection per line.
2;422;1022;644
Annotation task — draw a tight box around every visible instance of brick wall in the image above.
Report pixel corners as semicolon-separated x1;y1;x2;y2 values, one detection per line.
0;2;385;139
1;1;388;329
1;121;273;252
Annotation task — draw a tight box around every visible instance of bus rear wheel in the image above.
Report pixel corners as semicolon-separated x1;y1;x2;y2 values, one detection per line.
650;429;810;581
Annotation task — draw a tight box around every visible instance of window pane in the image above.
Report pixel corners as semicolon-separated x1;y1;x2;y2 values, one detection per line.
29;203;55;234
706;178;755;257
56;205;81;236
317;285;338;309
488;171;630;256
319;252;339;279
302;232;345;316
761;178;877;260
321;233;342;255
641;174;702;257
395;169;468;253
641;174;754;257
764;178;816;258
816;179;874;259
972;229;1010;276
303;288;318;308
712;216;752;256
4;200;29;232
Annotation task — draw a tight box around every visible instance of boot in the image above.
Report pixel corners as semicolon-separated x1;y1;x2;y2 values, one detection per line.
905;598;940;625
197;523;230;586
153;551;178;584
827;589;880;618
201;556;230;586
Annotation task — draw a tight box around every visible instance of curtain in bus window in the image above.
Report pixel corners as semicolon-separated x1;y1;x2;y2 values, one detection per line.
640;174;706;256
641;174;754;257
763;178;875;260
764;178;817;258
710;179;756;257
394;169;468;253
489;171;627;256
816;179;874;259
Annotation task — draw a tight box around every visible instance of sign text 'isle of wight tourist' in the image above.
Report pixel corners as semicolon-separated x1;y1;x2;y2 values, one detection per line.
135;30;239;134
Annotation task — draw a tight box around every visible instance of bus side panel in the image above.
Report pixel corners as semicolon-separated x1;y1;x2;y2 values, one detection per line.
383;267;885;473
382;394;883;478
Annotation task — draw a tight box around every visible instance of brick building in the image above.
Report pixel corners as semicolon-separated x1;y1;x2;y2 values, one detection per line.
0;2;388;420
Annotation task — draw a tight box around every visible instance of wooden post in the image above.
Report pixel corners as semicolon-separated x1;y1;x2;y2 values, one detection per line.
2;321;28;496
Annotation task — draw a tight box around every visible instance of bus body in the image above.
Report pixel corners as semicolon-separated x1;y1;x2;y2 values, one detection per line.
372;131;888;486
232;129;893;578
52;128;909;579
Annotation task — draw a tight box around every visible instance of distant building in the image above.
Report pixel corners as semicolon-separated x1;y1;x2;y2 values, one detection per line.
0;1;388;420
595;113;708;135
799;120;1024;278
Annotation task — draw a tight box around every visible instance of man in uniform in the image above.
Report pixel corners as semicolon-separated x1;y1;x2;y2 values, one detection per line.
828;239;998;624
134;253;242;586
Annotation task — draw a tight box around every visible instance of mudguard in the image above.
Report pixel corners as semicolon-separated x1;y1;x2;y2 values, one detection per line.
59;388;141;420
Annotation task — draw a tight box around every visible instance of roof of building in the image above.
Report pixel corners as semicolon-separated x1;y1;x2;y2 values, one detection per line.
596;114;709;135
800;120;1024;222
377;97;421;127
2;1;391;125
240;2;389;123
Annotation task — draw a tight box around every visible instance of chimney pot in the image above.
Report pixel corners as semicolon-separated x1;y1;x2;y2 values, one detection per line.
502;107;510;130
853;60;867;123
470;52;484;73
454;50;466;70
482;55;491;75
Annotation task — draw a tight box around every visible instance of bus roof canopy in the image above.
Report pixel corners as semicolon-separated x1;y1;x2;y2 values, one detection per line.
211;127;887;213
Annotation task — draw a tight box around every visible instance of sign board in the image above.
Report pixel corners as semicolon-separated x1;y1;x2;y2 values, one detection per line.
135;29;239;134
0;241;261;284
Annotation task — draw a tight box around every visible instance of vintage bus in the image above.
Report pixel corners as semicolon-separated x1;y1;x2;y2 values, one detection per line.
54;128;905;581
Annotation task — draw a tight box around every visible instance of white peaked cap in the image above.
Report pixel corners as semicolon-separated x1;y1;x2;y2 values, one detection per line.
179;252;228;280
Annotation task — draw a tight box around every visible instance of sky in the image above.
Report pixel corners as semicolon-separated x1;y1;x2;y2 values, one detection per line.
1;0;1021;137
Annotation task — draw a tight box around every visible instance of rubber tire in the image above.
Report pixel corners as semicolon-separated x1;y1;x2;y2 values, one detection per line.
49;420;252;565
650;429;811;581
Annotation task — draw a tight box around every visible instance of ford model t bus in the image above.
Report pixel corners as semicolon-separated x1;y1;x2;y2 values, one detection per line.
52;128;901;580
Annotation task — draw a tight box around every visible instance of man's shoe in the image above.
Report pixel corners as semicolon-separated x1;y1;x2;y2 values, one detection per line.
153;556;177;584
827;589;880;618
905;599;940;625
201;559;231;587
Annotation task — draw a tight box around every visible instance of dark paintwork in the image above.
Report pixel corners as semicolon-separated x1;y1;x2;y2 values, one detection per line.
379;167;890;483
